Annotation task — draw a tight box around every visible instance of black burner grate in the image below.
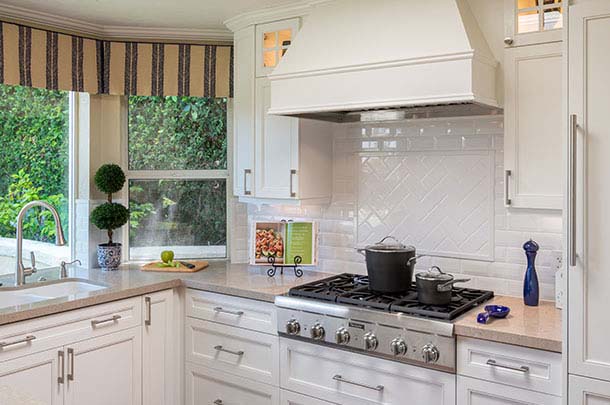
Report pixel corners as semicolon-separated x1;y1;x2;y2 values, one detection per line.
288;273;494;321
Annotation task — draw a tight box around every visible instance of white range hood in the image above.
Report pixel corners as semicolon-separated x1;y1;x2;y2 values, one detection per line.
268;0;500;122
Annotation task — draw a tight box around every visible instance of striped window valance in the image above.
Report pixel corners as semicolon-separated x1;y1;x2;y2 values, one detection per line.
0;20;234;98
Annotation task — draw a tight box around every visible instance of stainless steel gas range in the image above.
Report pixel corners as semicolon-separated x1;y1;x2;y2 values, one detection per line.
275;273;493;373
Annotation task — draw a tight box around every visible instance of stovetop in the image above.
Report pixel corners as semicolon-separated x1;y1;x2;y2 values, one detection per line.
288;273;494;321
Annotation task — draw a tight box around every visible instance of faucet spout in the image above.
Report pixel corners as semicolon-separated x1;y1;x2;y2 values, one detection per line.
15;200;66;286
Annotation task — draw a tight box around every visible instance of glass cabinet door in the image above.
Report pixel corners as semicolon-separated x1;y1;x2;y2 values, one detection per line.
255;18;300;77
505;0;564;47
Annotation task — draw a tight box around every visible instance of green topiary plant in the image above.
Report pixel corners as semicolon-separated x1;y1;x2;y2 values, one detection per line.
90;164;129;244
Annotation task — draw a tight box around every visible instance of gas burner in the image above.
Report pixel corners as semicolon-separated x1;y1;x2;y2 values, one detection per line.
288;273;493;321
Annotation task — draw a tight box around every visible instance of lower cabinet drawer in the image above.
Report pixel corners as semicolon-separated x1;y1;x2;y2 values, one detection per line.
457;375;561;405
280;339;456;405
457;337;562;396
280;390;337;405
0;297;141;362
185;362;279;405
185;317;279;386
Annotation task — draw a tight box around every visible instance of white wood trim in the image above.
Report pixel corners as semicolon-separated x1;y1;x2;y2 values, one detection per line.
0;2;232;42
224;0;328;32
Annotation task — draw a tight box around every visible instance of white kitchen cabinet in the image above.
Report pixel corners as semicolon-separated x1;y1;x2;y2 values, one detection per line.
143;289;178;405
0;348;63;405
234;26;256;197
568;0;610;383
457;375;561;405
504;0;564;47
64;327;142;405
569;374;610;405
255;18;300;77
232;20;333;204
503;41;563;210
252;79;333;203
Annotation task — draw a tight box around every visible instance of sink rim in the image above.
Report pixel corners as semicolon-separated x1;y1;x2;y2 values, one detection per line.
0;278;109;292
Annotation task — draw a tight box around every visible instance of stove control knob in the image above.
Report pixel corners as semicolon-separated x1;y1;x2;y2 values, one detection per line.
390;338;407;356
310;323;325;340
363;332;378;351
285;319;301;335
335;327;350;345
422;343;440;364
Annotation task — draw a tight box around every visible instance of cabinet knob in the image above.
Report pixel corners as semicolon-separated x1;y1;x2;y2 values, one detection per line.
504;37;514;45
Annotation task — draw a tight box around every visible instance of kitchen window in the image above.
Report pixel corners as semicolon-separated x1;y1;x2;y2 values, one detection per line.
125;96;228;261
0;83;74;275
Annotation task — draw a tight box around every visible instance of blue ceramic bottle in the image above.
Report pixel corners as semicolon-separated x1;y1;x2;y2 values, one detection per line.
523;239;540;306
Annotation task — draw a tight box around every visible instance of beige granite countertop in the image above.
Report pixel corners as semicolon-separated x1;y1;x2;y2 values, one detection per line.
454;295;562;353
0;262;332;326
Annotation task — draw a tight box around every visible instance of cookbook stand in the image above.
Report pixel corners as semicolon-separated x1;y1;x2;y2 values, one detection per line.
267;255;303;278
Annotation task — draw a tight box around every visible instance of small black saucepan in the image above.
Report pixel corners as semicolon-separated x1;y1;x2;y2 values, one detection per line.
415;266;471;306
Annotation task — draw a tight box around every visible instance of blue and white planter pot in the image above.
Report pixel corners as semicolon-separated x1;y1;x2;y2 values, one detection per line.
97;243;122;271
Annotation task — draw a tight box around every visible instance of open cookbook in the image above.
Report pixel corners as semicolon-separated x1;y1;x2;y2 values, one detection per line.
251;221;318;266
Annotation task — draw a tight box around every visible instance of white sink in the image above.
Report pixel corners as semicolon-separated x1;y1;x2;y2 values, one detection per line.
0;280;107;309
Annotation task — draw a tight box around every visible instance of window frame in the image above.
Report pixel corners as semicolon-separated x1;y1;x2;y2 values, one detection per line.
120;96;233;263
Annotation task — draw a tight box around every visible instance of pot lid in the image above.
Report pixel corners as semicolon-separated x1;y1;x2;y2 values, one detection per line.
364;236;415;253
416;266;454;281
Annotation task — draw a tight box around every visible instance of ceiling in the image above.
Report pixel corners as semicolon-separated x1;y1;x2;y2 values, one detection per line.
0;0;297;31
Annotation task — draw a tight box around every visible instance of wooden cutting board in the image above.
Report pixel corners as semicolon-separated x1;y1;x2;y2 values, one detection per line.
140;260;209;273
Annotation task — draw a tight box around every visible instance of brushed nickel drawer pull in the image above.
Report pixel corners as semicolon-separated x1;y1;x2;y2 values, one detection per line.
214;345;244;356
213;400;223;405
332;374;384;391
57;350;65;384
486;359;530;373
0;334;36;348
145;296;152;326
244;169;252;196
67;348;74;381
213;307;244;316
91;314;122;327
504;169;512;206
290;169;297;198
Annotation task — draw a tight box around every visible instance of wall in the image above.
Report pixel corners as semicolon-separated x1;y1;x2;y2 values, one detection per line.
240;115;563;300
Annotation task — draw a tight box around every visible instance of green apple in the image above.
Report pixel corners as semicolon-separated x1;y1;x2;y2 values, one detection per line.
161;250;174;263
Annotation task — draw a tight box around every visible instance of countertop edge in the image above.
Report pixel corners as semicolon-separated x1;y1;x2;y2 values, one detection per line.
454;324;562;353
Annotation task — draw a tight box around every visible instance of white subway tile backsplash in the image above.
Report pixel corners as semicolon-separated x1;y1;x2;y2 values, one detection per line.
238;115;562;300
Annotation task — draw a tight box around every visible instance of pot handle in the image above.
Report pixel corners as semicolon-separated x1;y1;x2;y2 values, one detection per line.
356;248;366;257
437;278;471;292
376;236;405;247
407;254;427;266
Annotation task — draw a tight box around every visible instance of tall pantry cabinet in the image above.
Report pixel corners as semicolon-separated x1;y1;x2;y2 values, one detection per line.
567;0;610;403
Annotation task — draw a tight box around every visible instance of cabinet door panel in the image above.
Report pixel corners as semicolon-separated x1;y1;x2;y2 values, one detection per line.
234;26;256;197
569;375;610;405
568;0;610;381
143;290;177;405
457;376;561;405
504;41;563;209
65;328;141;405
255;19;300;77
255;77;299;199
0;348;62;405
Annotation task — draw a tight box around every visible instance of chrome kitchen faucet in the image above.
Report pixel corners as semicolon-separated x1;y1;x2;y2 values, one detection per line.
15;201;66;286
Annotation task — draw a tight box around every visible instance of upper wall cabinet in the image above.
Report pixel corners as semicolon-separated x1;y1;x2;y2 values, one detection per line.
504;0;564;47
255;18;300;77
232;18;333;205
503;41;563;210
